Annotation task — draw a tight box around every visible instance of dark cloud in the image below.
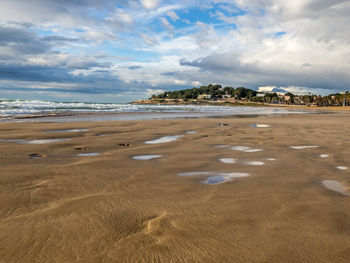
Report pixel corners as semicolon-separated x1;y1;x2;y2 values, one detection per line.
128;65;142;70
0;25;51;55
42;35;79;42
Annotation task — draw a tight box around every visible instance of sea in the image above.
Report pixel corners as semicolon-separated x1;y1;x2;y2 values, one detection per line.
0;99;305;122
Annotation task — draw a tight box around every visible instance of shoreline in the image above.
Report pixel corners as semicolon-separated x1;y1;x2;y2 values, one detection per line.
133;98;350;111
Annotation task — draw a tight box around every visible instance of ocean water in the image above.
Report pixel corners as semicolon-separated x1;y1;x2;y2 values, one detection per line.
0;99;305;122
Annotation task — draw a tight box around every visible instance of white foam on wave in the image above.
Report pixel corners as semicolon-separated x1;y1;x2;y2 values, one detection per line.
337;166;348;170
266;158;276;161
320;154;329;158
185;131;197;134
231;146;263;152
145;135;183;144
132;155;163;160
290;146;319;150
219;158;236;164
322;180;348;195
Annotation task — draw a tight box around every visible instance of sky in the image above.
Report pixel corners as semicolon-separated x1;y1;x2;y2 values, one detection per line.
0;0;350;102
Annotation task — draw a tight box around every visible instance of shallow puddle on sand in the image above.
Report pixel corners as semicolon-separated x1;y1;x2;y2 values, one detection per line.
26;139;71;144
0;139;27;143
214;145;231;148
145;135;183;144
202;173;250;185
245;161;265;166
132;155;163;160
77;153;100;157
320;154;329;158
290;146;319;150
219;158;236;164
231;146;263;152
337;166;349;170
251;124;271;128
0;138;71;144
322;180;348;195
185;131;197;134
46;129;88;132
178;172;211;176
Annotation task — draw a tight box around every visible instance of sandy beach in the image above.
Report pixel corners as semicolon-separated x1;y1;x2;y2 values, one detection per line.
1;112;350;262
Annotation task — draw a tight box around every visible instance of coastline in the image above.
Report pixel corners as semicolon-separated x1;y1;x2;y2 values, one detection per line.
133;98;350;111
1;112;350;262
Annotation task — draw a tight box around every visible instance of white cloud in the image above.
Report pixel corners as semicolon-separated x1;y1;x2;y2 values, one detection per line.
167;11;180;21
141;0;161;10
159;17;174;32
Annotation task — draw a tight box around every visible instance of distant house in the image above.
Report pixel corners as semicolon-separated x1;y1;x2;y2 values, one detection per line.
256;92;266;97
222;94;231;99
198;94;212;100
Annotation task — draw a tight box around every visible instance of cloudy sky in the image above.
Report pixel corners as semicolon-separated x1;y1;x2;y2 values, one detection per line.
0;0;349;102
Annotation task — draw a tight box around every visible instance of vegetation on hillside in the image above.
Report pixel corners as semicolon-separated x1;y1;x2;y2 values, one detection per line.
149;84;350;106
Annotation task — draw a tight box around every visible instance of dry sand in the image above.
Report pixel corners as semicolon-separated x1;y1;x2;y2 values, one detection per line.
0;113;350;262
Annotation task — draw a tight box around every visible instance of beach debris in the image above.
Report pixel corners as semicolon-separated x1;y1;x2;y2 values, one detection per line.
77;153;100;157
28;153;46;159
322;180;349;195
74;146;94;150
320;154;329;158
336;166;349;170
119;143;133;147
218;123;229;126
231;146;263;152
145;135;182;144
219;158;236;164
132;155;163;160
290;146;319;150
251;124;271;128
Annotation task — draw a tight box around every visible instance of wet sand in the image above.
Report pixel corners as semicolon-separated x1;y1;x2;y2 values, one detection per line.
1;113;350;262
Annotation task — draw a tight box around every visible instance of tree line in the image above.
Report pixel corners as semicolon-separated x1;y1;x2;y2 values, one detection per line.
150;84;350;106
